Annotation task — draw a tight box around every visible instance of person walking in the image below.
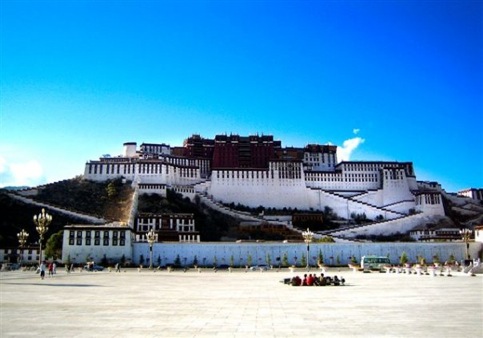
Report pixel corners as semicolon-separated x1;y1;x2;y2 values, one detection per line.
48;262;54;277
39;261;46;280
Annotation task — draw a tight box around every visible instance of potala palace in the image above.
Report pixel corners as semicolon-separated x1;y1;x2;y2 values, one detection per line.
4;133;482;269
84;134;445;223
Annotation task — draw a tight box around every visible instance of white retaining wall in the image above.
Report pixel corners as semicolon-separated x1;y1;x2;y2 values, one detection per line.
131;241;482;267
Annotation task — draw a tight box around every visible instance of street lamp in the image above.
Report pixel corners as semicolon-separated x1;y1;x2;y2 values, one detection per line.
459;228;471;261
17;229;29;265
33;208;52;266
302;228;314;271
146;228;156;270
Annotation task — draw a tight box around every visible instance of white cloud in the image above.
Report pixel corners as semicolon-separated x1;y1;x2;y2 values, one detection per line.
353;128;360;135
337;137;365;162
0;152;46;188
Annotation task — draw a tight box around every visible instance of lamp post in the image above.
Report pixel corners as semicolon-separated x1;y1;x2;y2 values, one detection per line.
302;228;314;271
17;229;29;265
33;208;52;266
146;228;156;270
459;228;471;261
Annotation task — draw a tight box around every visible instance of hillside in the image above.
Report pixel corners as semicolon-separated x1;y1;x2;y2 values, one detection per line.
0;192;85;247
1;178;481;248
442;192;483;228
138;190;296;241
0;177;134;247
30;177;134;222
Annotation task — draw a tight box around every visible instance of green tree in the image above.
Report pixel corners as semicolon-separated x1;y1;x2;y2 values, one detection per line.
106;181;118;199
317;250;324;265
44;230;64;260
300;253;307;267
400;252;408;265
282;252;289;267
317;236;335;243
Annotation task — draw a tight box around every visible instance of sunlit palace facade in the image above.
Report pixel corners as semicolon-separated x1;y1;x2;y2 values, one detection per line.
84;133;445;220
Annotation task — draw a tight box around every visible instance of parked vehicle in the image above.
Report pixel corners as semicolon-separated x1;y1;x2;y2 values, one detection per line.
84;264;104;271
360;255;391;270
250;264;271;271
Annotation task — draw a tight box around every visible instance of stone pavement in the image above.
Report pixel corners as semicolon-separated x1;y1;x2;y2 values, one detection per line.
1;267;482;337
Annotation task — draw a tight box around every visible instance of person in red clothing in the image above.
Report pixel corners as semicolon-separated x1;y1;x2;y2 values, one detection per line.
307;273;315;286
48;262;54;277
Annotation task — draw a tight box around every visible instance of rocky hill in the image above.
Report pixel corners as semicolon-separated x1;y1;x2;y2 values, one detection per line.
0;177;134;247
1;178;481;248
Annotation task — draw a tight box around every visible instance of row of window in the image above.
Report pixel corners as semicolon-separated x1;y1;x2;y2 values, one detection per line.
304;153;336;164
68;230;126;246
88;164;134;175
69;238;126;246
70;230;126;239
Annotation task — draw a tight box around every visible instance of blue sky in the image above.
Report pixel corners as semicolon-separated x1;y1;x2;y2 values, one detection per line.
1;0;482;192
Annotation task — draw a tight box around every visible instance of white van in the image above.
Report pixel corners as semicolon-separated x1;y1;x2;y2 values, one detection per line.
361;255;391;270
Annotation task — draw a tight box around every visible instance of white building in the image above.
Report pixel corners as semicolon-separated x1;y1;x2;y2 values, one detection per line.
136;213;200;243
61;223;133;265
0;246;41;266
84;139;446;221
458;188;483;202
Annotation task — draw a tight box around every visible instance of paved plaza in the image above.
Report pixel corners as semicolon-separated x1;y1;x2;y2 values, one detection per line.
1;267;482;337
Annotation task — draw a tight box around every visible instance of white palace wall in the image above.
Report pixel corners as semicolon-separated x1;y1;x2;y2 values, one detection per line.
131;242;482;267
209;168;310;209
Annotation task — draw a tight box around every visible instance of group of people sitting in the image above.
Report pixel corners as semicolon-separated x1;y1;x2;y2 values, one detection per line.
286;273;345;286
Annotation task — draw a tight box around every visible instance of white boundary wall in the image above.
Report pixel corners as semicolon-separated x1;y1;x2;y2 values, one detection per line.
131;242;482;267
